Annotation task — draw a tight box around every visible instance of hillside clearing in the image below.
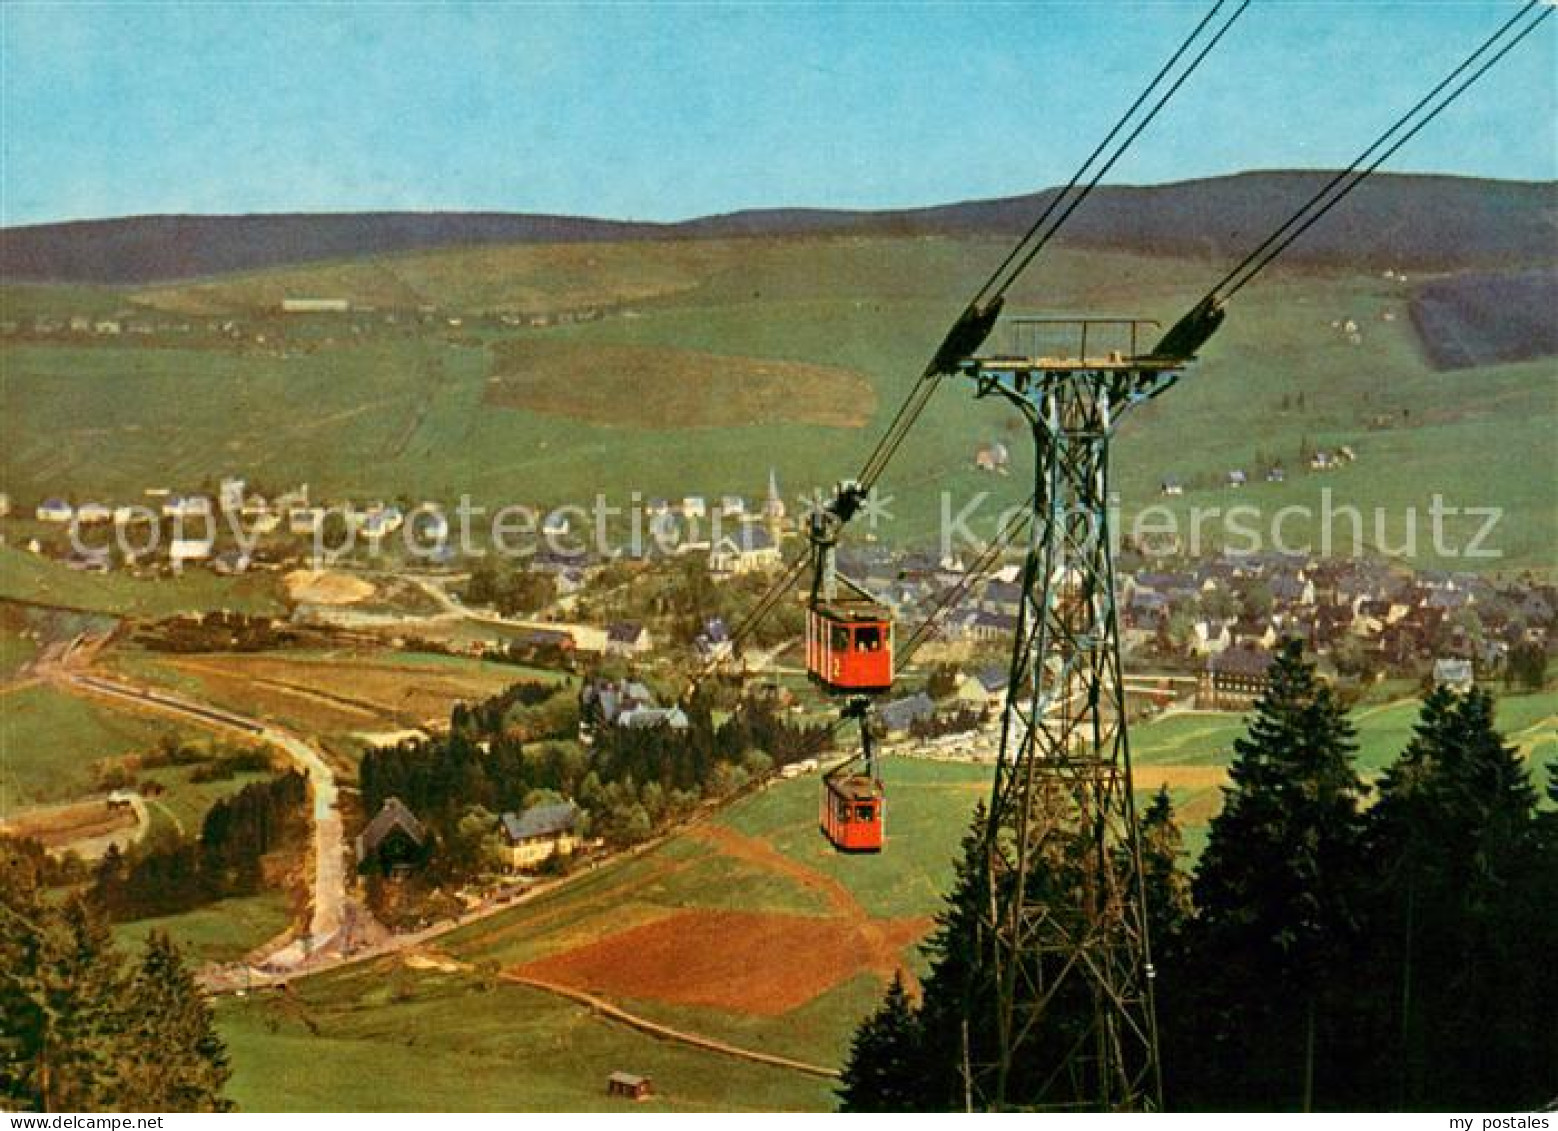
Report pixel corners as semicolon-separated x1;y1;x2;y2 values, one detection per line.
486;338;875;429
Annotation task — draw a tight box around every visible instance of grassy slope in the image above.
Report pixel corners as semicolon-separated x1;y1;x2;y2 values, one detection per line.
3;237;1552;570
215;971;836;1112
0;545;284;617
113;890;294;965
214;686;1553;1110
0;682;189;811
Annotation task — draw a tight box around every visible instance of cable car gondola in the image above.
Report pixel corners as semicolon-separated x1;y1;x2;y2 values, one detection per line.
805;484;893;851
803;481;895;696
806;597;893;694
821;767;885;853
819;698;885;852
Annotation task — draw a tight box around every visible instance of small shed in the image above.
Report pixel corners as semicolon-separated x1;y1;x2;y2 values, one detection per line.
607;1071;653;1100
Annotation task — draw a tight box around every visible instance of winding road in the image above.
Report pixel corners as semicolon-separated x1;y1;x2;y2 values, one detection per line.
63;673;349;966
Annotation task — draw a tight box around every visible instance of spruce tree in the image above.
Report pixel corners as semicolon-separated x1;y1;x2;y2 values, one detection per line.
909;788;1111;1109
2;842;234;1112
913;803;995;1111
2;895;126;1111
1136;786;1192;953
837;972;925;1112
115;932;233;1111
1366;686;1542;1108
1183;639;1367;1110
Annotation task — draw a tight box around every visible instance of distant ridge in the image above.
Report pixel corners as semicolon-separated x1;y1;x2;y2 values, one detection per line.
2;172;1553;286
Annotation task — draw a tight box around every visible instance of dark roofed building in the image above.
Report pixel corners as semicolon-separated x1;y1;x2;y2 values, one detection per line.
1198;646;1275;709
605;621;653;657
879;691;936;734
355;797;427;875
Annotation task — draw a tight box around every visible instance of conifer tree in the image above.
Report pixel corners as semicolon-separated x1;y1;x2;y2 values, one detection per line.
837;972;925;1112
912;802;994;1110
1183;639;1367;1110
1136;786;1192;953
115;932;232;1112
1366;686;1542;1108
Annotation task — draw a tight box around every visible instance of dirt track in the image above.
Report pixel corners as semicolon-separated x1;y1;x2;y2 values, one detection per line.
505;972;839;1079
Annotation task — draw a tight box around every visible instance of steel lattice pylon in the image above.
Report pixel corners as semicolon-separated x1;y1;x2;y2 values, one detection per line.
959;318;1186;1111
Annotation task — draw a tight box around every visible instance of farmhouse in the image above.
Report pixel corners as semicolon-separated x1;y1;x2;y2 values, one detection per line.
218;477;246;513
36;499;74;523
970;610;1018;643
617;705;689;730
1432;658;1474;691
975;666;1010;707
165;495;213;519
355;797;428;876
975;441;1011;473
879;691;936;734
581;678;657;728
169;536;215;570
696;617;733;662
288;506;325;535
501;802;581;870
605;621;653;657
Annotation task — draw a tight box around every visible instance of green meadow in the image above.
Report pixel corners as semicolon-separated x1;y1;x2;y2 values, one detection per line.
4;235;1553;570
213;685;1555;1110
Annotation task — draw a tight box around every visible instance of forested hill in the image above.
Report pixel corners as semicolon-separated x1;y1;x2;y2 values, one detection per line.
3;172;1552;285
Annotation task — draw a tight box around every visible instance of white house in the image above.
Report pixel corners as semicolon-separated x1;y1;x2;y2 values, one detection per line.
288;506;325;535
162;495;212;520
500;803;581;871
35;499;73;524
605;622;653;657
169;536;214;570
709;525;781;575
218;477;246;514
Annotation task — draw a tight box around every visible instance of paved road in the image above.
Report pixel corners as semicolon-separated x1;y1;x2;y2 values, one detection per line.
63;673;350;966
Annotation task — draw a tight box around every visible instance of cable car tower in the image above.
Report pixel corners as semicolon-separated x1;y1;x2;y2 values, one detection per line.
957;316;1202;1111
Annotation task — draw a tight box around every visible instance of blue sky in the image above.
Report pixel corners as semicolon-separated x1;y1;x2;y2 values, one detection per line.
2;2;1553;226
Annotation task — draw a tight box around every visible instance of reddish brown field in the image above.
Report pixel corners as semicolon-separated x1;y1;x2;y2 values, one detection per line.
508;821;932;1017
514;908;925;1016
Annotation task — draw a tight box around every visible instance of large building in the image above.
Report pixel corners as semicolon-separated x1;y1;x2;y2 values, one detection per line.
501;803;581;870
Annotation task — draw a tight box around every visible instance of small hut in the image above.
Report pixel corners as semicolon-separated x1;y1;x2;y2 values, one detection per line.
607;1071;653;1101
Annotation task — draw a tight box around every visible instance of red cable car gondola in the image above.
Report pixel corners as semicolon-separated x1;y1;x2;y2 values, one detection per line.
820;767;885;853
805;484;894;852
805;598;893;694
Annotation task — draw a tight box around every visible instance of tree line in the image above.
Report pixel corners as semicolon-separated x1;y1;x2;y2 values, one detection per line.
840;640;1556;1111
93;771;308;921
358;681;830;882
0;839;231;1111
